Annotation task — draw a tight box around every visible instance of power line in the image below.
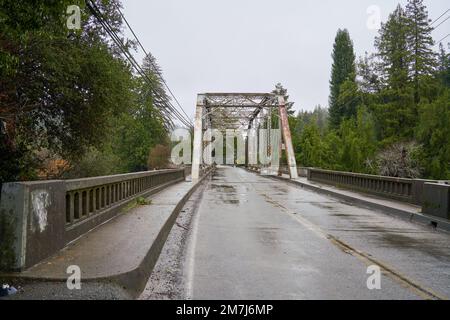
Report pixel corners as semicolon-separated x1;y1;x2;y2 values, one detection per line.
90;3;191;128
85;0;193;128
433;15;450;30
114;3;193;125
436;33;450;44
431;8;450;25
86;1;175;125
91;2;191;128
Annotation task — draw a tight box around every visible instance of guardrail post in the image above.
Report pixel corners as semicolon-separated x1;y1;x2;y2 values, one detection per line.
307;168;312;180
411;179;440;206
422;183;450;220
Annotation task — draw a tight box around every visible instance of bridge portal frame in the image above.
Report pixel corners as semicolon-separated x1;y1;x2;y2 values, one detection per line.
191;93;298;181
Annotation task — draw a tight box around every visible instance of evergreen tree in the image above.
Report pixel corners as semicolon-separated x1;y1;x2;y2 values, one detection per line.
112;53;169;172
416;90;450;179
374;5;416;139
329;29;356;128
291;1;449;179
357;52;381;93
141;53;174;129
0;0;135;183
338;107;377;173
375;5;411;89
405;0;436;103
272;83;295;115
437;43;450;87
336;80;361;120
293;106;328;138
298;120;324;167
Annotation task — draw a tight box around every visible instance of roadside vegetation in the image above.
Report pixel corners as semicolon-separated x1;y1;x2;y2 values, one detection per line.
1;0;448;184
289;0;449;179
0;0;170;186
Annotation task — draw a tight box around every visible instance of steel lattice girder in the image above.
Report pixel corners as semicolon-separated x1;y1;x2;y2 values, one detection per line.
200;93;279;130
192;92;298;181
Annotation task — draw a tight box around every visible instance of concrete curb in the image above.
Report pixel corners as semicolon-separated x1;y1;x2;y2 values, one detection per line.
112;167;214;298
0;168;215;299
247;168;450;233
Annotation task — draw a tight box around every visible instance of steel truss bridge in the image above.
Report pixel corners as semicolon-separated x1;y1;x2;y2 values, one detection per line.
191;93;298;180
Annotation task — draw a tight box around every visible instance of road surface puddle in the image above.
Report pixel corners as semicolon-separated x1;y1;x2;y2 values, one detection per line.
209;184;240;205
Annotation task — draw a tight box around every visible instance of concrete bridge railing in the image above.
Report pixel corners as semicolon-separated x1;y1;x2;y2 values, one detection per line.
252;165;450;221
306;168;450;221
0;169;186;271
307;168;427;205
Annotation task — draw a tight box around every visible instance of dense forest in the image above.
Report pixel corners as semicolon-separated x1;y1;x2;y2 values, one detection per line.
289;0;450;180
0;0;170;186
1;0;449;185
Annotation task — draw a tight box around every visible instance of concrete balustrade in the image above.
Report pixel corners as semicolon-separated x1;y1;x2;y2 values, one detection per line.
0;169;185;271
307;168;416;203
251;165;449;222
65;170;184;227
305;168;450;221
306;168;445;206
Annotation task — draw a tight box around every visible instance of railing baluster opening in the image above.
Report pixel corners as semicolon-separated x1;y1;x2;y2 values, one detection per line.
89;189;94;214
66;194;71;224
74;192;80;220
82;191;87;217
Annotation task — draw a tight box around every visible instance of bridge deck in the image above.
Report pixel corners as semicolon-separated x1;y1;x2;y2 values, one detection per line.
182;166;450;299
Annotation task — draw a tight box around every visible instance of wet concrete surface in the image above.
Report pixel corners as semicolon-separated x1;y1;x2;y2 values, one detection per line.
2;180;203;300
139;182;208;300
1;281;132;300
148;166;449;300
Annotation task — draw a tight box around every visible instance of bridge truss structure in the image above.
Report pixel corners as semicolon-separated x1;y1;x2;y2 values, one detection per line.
192;93;298;181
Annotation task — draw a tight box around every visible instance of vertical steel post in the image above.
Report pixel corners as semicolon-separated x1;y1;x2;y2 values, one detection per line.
246;120;252;167
278;115;283;176
192;94;204;181
278;95;298;179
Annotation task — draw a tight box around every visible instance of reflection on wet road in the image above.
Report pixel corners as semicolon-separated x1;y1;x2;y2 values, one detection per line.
185;166;450;300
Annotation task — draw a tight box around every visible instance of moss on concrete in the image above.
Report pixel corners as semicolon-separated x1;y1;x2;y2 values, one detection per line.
0;210;16;271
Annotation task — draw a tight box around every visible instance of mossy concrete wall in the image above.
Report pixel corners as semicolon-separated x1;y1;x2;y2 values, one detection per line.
0;181;66;271
423;183;450;220
0;169;186;272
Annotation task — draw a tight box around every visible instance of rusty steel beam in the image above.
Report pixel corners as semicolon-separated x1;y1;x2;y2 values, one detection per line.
278;95;298;179
192;92;298;179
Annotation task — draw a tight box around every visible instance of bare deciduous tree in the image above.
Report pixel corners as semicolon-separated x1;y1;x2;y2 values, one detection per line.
376;141;422;178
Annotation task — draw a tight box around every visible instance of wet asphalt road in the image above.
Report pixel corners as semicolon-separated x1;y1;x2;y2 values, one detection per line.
183;166;450;300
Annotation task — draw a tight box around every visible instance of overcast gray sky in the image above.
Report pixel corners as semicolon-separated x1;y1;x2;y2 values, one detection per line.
122;0;449;121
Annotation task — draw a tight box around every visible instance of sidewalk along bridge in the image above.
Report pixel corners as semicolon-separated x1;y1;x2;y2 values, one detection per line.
0;93;448;300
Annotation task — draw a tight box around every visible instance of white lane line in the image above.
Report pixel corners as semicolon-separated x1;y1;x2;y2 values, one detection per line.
259;191;447;300
184;185;205;300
